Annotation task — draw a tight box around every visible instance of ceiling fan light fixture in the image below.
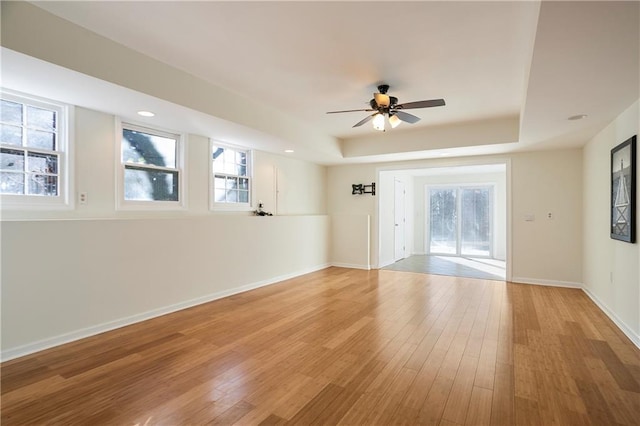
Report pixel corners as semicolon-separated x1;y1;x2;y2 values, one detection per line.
389;114;402;128
372;113;385;131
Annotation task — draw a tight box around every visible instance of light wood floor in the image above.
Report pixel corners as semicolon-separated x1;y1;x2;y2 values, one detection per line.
2;268;639;425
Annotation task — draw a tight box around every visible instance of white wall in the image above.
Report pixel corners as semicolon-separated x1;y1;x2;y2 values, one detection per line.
331;214;370;269
510;149;583;285
378;172;396;268
1;106;330;360
327;164;378;268
583;100;639;346
413;171;506;260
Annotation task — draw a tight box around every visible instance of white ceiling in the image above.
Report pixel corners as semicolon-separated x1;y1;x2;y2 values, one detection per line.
5;1;640;164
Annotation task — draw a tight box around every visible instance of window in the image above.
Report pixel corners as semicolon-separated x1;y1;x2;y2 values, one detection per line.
211;142;252;210
118;121;184;208
0;91;72;208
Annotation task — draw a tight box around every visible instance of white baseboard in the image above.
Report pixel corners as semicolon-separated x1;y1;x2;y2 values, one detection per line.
581;287;640;349
331;262;371;270
510;276;582;288
1;263;331;362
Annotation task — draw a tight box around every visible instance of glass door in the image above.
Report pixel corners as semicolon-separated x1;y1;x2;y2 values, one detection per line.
428;188;457;254
460;187;492;257
428;186;493;257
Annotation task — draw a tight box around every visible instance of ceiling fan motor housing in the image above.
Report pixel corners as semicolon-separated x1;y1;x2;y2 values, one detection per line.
370;95;399;112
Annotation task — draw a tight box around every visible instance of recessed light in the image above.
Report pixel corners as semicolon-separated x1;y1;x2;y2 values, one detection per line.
284;149;294;153
568;114;587;121
137;110;155;117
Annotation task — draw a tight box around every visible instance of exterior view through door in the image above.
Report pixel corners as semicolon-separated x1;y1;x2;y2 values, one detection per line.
428;186;492;257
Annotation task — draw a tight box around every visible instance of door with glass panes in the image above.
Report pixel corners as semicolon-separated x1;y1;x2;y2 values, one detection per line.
427;186;493;257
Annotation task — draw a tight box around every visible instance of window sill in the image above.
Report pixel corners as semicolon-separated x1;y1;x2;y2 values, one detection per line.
116;200;187;211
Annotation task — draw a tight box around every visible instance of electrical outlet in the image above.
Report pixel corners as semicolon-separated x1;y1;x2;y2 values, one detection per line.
79;192;87;204
547;212;553;220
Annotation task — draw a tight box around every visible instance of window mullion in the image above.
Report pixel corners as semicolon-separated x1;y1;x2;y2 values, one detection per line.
125;163;178;173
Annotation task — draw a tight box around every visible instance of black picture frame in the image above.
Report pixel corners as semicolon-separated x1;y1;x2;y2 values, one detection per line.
611;135;636;243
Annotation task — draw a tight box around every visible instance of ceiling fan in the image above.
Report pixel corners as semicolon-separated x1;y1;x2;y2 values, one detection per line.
326;84;445;131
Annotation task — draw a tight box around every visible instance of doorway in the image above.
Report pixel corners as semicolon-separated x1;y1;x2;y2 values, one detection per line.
378;163;509;281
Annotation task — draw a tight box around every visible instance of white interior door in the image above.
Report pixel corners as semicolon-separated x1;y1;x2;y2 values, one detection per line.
394;179;406;261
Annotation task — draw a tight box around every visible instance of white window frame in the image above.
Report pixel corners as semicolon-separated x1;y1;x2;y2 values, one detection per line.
116;118;187;210
0;89;74;210
209;141;253;212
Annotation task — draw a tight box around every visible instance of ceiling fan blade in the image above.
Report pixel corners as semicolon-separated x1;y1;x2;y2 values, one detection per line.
353;113;378;128
394;111;421;124
326;108;375;114
374;93;390;107
396;99;445;110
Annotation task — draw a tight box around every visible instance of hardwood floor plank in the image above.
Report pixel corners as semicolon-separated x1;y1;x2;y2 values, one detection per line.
416;375;455;425
491;362;515;426
2;268;639;426
0;362;59;395
257;414;288;426
474;338;498;390
514;395;542;426
589;339;640;392
210;400;255;425
465;386;493;425
574;378;619;425
441;355;480;424
282;382;346;425
367;367;418;425
267;375;327;421
306;384;362;425
343;356;388;394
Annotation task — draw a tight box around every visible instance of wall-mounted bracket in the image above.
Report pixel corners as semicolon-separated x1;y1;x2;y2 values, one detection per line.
352;183;376;196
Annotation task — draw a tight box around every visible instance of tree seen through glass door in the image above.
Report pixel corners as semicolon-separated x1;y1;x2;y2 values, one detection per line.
429;188;457;254
429;186;492;257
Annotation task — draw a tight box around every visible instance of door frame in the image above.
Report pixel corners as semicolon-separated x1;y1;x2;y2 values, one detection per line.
394;178;406;261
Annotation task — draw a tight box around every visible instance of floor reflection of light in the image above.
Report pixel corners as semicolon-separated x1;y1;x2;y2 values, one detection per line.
435;256;505;277
133;416;153;426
